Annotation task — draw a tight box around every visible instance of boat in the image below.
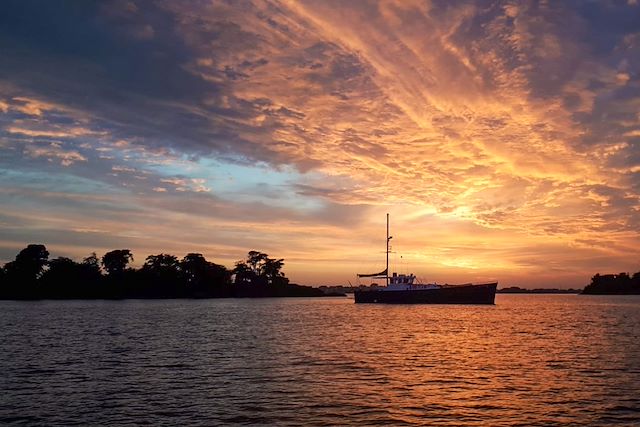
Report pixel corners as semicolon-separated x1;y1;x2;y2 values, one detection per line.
353;214;497;304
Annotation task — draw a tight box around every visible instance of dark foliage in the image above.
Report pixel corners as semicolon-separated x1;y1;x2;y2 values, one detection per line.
582;272;640;295
180;253;232;298
39;256;103;298
0;245;322;299
233;251;289;286
1;244;49;298
101;249;134;276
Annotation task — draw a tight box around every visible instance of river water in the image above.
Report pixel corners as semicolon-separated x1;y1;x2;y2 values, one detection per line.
1;295;639;426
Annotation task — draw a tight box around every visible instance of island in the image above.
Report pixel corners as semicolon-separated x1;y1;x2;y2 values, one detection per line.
582;272;640;295
497;287;580;294
0;244;324;300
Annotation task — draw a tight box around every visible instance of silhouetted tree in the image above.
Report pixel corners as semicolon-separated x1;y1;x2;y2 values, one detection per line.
139;253;182;297
233;251;287;286
44;257;77;275
0;265;7;293
263;257;287;285
80;252;103;291
82;252;101;273
40;257;79;296
101;249;133;276
4;244;49;281
208;262;231;286
181;253;209;286
181;253;231;296
233;260;254;284
143;253;179;273
247;251;269;275
583;271;640;295
0;245;323;299
2;244;49;297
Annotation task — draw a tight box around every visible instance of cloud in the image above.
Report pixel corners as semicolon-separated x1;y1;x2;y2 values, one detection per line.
10;96;60;117
7;125;98;138
24;143;87;166
0;0;639;285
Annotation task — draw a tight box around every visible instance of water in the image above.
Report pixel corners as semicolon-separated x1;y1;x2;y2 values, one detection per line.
1;295;640;426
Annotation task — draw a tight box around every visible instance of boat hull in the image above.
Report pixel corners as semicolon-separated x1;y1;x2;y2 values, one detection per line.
354;283;497;304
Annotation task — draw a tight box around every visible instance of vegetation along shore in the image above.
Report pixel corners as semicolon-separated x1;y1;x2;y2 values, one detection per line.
0;244;325;299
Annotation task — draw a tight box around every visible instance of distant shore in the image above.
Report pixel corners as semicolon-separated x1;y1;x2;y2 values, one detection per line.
0;245;336;300
581;273;640;295
497;287;580;294
3;244;639;299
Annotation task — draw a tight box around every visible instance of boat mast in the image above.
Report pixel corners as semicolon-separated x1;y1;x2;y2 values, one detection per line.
386;213;390;286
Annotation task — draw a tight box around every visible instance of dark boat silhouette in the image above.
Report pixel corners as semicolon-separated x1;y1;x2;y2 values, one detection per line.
354;214;497;304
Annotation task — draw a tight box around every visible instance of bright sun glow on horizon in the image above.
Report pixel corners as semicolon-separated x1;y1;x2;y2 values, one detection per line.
1;1;640;288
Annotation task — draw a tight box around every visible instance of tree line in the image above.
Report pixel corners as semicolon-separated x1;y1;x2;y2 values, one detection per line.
0;244;322;299
582;272;640;295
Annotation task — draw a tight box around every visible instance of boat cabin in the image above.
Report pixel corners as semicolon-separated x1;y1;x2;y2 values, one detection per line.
390;272;416;285
384;272;441;291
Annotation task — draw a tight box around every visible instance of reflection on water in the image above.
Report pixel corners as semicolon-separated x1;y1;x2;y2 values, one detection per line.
1;295;640;426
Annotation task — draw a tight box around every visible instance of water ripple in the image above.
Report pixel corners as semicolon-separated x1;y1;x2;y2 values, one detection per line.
1;295;640;425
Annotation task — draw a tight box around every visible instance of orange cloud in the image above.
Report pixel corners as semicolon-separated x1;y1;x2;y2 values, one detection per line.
24;144;87;166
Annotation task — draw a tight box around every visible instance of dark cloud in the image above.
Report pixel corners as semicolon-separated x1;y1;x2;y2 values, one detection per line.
0;2;204;98
0;1;285;164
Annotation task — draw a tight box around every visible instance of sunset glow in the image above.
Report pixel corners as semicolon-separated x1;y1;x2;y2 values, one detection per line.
1;1;639;287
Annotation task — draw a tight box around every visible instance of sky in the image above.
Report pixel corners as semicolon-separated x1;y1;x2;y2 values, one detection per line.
1;0;639;287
